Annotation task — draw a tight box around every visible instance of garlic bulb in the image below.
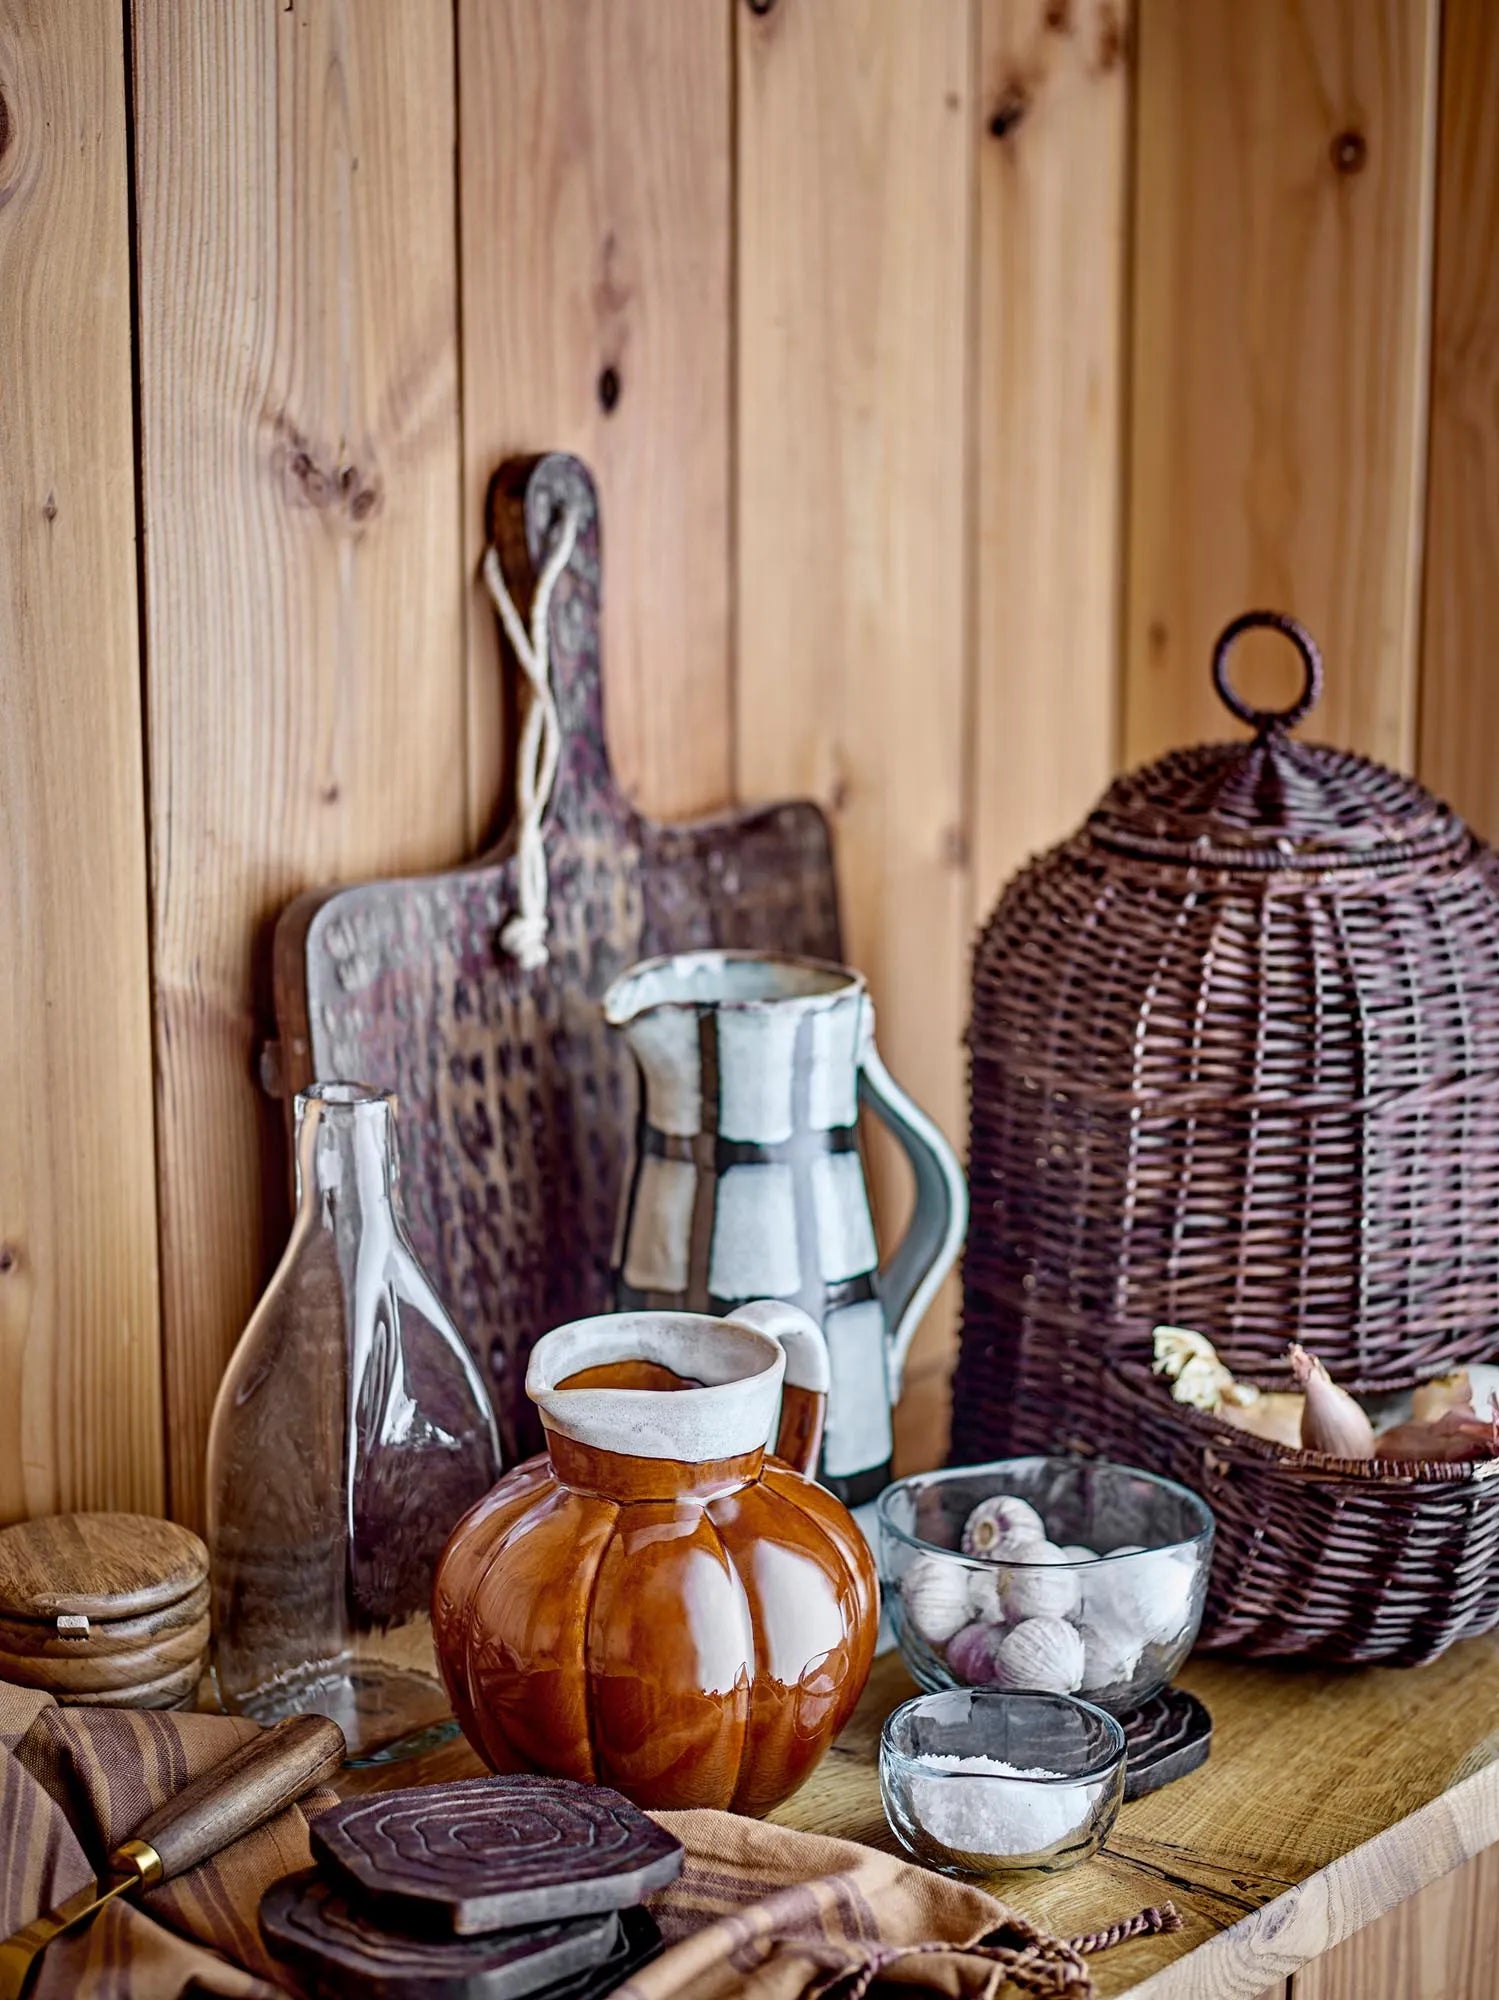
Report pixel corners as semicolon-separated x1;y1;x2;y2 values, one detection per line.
1078;1619;1143;1694
1058;1543;1097;1562
1081;1549;1193;1645
1000;1542;1083;1622
901;1553;973;1644
1290;1343;1375;1459
961;1495;1046;1558
966;1566;1005;1624
994;1617;1085;1694
945;1620;1006;1685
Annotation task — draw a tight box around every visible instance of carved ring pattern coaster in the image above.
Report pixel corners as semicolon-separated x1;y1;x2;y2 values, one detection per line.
311;1774;685;1936
259;1872;619;2000
1119;1685;1212;1801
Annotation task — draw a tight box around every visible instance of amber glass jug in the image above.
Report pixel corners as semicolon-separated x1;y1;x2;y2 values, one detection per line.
433;1301;878;1813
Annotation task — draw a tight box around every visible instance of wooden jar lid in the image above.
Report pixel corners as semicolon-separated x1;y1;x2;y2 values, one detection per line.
0;1512;209;1708
0;1512;207;1622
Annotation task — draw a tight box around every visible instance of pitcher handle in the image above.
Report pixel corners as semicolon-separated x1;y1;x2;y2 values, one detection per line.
725;1300;829;1477
857;1011;969;1400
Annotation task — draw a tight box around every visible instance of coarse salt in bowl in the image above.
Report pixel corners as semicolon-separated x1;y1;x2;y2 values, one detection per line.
877;1458;1214;1713
880;1688;1126;1875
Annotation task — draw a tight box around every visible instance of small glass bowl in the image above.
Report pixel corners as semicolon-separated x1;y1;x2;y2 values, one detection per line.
877;1458;1214;1713
880;1688;1126;1875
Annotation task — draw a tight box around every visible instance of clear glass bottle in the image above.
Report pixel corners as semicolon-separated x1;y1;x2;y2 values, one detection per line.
207;1081;501;1755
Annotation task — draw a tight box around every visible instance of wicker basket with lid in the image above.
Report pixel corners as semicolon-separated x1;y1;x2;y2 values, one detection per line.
955;610;1499;1470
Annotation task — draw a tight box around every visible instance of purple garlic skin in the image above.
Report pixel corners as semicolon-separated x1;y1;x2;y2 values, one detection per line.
945;1621;1006;1685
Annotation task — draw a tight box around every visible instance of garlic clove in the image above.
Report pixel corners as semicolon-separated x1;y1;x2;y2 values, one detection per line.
1289;1343;1376;1459
1057;1544;1098;1562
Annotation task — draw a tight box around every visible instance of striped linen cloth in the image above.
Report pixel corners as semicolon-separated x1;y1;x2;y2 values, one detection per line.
0;1682;327;1998
0;1684;1167;1997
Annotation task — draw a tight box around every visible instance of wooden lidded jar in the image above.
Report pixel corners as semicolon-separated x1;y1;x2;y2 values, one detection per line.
954;612;1499;1465
0;1513;209;1709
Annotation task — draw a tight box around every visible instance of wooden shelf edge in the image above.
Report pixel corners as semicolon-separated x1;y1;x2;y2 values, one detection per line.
1117;1759;1499;1998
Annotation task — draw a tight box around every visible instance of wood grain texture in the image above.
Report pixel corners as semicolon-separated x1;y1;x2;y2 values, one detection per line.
972;0;1129;912
736;0;973;1464
132;0;465;1528
457;0;732;835
133;1713;345;1880
1416;0;1499;842
1124;0;1438;768
334;1636;1499;1999
1293;1847;1499;1999
0;0;164;1522
771;1641;1499;1999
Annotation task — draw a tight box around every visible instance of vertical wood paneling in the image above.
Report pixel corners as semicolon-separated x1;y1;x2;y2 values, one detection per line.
1124;0;1438;767
0;0;163;1519
737;0;974;1468
1293;1849;1499;1999
1416;0;1499;840
134;0;465;1526
972;0;1130;912
457;0;732;836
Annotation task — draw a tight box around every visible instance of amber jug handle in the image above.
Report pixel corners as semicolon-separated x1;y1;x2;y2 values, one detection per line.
724;1301;830;1478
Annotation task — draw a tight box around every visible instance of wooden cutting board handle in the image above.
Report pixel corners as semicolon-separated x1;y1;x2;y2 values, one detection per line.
121;1714;345;1883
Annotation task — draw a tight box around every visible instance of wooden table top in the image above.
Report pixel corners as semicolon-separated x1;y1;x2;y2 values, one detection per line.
341;1633;1499;1999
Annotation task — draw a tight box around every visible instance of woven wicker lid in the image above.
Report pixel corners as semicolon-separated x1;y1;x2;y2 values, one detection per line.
1090;611;1468;872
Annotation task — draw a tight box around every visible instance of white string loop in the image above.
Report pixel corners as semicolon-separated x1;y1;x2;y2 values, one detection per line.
481;501;583;971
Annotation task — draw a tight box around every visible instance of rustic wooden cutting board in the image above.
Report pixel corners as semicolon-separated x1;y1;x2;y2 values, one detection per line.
270;453;842;1461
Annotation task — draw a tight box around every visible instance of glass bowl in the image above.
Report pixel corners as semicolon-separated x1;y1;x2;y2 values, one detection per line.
876;1458;1213;1713
880;1688;1125;1875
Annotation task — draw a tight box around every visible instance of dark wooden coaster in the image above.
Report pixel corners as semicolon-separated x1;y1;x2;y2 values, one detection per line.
537;1907;662;2000
259;1870;619;2000
1119;1685;1212;1801
311;1774;685;1937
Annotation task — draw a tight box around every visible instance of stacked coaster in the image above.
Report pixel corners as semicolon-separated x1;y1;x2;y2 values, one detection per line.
0;1513;209;1710
260;1774;682;1999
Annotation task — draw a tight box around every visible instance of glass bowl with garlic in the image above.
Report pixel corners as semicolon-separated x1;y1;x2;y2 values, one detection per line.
877;1459;1213;1714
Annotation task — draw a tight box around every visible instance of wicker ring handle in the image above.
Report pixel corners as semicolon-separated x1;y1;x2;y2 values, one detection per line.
1211;610;1323;735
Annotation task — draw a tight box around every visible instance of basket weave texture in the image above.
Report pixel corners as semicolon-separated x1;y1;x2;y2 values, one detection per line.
953;612;1499;1663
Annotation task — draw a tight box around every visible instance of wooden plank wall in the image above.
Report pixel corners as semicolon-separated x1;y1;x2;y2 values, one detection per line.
4;0;1494;1512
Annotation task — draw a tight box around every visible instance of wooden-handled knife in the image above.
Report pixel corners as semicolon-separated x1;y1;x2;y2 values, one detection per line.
0;1712;345;2000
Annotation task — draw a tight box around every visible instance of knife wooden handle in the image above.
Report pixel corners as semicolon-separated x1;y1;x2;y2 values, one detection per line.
119;1714;346;1883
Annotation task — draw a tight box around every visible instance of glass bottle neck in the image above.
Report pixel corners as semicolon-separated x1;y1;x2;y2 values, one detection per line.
293;1086;399;1229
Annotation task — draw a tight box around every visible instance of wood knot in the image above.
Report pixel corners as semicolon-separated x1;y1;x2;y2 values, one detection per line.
274;425;383;529
745;0;777;13
988;83;1030;140
42;491;56;523
1044;0;1072;30
1095;6;1126;72
0;1245;17;1275
1330;128;1367;175
597;365;621;415
0;91;10;165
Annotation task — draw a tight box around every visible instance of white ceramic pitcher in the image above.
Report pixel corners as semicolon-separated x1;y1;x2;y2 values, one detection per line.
602;950;967;1505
